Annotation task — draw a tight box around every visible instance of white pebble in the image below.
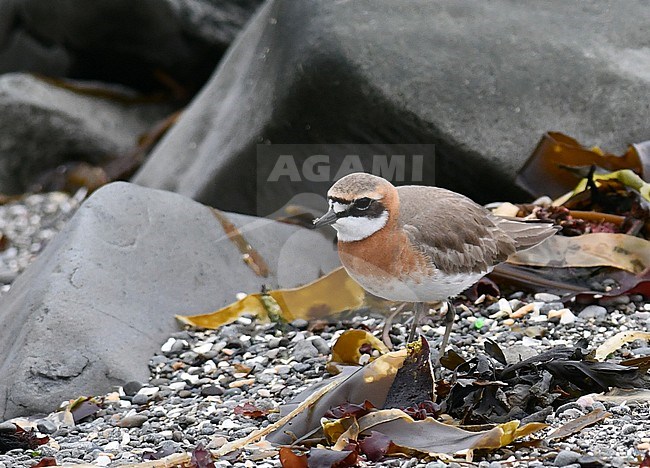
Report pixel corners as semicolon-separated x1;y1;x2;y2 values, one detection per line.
95;455;112;466
137;387;159;397
160;338;176;353
560;309;576;324
498;298;512;314
169;381;186;391
203;360;217;373
221;419;238;430
103;441;120;451
180;372;200;384
193;342;214;354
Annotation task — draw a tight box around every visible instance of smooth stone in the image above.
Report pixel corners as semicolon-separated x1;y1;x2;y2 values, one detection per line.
534;293;562;303
578;305;607;320
0;182;338;419
290;319;309;330
256;373;274;385
0;422;16;433
123;381;143;396
554;450;581;467
310;337;330;355
0;73;170;194
0;0;263;89
502;344;537;365
292;340;319;362
135;1;650;214
576;456;605;467
117;414;149;428
36;419;57;434
132;394;150;405
200;386;224;397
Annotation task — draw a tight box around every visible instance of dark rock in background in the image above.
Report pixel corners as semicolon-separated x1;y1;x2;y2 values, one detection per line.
0;0;263;91
0;73;172;194
0;182;339;419
134;0;650;216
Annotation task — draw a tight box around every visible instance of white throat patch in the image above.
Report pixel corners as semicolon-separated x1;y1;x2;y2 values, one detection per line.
333;211;389;242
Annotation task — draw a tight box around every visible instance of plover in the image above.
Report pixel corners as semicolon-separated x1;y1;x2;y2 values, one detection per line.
313;172;559;353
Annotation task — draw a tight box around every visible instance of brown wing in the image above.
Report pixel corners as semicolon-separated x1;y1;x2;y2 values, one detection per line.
397;186;517;274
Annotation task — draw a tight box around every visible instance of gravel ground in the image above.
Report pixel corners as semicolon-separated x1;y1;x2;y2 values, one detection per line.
0;192;649;468
0;190;85;296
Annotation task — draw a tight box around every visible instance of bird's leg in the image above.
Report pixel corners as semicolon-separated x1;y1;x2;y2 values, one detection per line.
439;301;456;356
407;302;427;342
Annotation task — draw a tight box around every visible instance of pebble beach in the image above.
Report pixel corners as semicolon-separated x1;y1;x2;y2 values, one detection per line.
0;193;649;468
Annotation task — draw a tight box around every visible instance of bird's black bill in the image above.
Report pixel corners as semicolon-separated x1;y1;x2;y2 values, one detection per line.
312;209;337;228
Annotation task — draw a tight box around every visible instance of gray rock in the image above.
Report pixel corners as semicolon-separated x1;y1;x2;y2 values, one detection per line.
292;340;319;362
578;305;607;320
554;450;581;467
0;182;339;419
0;0;263;89
540;302;566;314
200;386;223;397
290;319;309;330
135;0;650;214
621;423;636;435
631;347;650;356
534;293;562;303
256;373;274;385
560;408;584;419
502;344;538;364
123;381;143;396
132;394;150;406
36;419;57;434
0;73;170;194
0;269;18;284
0;422;16;434
576;456;605;467
117;414;148;428
310;337;330;355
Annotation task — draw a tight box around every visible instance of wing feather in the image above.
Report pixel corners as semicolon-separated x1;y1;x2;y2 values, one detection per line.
397;186;517;274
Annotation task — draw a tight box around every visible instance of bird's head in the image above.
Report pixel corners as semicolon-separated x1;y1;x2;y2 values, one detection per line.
313;173;397;242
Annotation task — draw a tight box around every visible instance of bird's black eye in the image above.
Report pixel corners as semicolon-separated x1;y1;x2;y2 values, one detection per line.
355;197;372;210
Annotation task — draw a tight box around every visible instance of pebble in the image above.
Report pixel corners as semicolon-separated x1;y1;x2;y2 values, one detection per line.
292;339;319;361
559;309;577;325
310;336;330;355
534;292;562;302
576;455;605;467
36;419;57;434
201;385;224;396
290;319;309;330
621;423;636;435
578;305;607;320
117;414;149;428
132;394;150;405
0;422;16;434
554;450;581;466
123;380;143;396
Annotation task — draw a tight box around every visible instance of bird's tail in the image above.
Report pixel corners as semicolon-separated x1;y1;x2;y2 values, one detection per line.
494;217;561;252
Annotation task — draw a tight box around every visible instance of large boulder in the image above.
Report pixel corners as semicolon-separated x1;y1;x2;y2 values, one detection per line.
0;182;339;419
0;0;263;90
134;0;650;216
0;73;172;193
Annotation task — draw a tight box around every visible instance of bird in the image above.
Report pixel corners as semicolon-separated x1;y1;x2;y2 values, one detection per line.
313;172;559;354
